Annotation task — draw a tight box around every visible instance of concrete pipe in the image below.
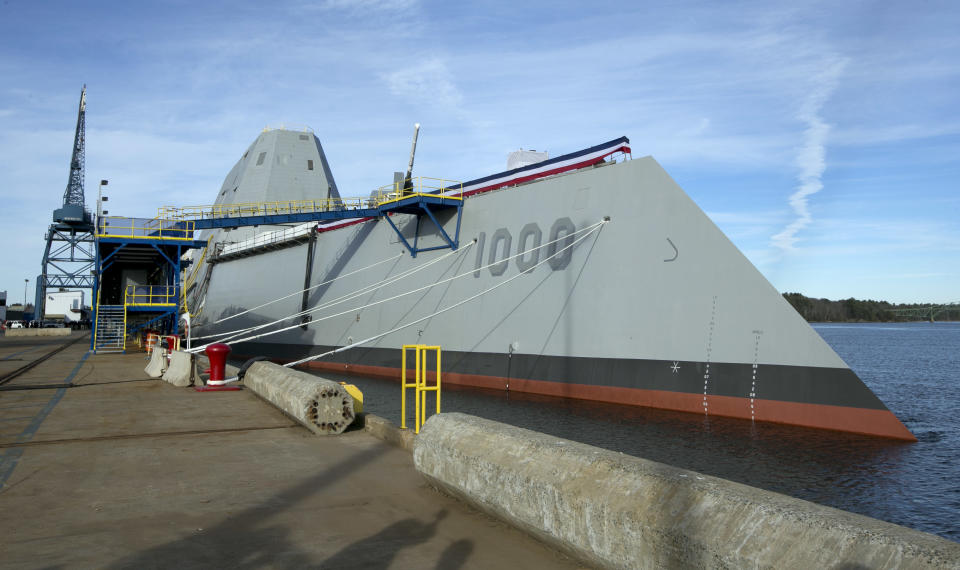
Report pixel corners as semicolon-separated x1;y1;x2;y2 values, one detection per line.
414;413;960;570
243;362;356;435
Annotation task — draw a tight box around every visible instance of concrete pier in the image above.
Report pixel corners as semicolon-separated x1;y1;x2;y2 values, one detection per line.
6;333;957;569
414;413;960;570
3;327;72;337
0;335;580;568
244;362;356;435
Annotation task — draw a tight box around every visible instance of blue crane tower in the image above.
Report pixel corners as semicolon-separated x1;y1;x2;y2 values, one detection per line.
35;85;96;322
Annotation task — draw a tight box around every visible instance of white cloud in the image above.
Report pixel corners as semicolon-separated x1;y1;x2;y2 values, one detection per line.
770;57;847;251
831;122;960;146
383;58;463;110
320;0;417;11
1;2;957;303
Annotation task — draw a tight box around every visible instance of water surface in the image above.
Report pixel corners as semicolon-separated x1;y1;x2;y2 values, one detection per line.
313;322;960;540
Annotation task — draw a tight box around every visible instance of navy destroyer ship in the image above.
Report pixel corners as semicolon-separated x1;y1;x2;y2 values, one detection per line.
184;127;915;441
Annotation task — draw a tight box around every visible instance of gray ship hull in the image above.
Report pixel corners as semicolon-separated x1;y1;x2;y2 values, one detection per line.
188;129;914;441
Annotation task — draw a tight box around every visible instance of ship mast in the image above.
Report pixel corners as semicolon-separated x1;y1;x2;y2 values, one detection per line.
396;123;420;196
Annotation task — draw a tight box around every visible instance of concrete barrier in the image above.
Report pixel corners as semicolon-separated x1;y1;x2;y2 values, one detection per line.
144;347;167;378
243;362;356;435
363;414;415;451
4;328;72;337
162;351;196;387
414;413;960;570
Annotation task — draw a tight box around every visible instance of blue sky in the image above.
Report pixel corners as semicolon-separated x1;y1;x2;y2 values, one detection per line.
0;0;957;306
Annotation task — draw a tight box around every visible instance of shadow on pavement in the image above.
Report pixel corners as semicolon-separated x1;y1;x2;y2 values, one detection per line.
106;443;387;569
320;509;472;569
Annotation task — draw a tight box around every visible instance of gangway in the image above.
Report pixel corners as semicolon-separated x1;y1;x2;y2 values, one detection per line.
160;177;465;257
91;177;464;352
92;217;206;353
92;305;125;353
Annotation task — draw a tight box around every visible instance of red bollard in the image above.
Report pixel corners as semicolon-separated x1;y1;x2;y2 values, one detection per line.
195;342;241;392
206;343;230;383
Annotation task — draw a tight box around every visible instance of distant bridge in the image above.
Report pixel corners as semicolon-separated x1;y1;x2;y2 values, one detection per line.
885;303;960;322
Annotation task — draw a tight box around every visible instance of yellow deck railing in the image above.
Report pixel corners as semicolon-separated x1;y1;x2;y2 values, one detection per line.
181;236;212;313
400;344;442;434
262;123;313;133
159;198;364;221
377;176;464;198
159;177;463;222
125;285;177;307
98;217;195;241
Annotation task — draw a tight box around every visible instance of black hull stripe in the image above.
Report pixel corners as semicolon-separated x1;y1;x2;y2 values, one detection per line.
230;342;888;411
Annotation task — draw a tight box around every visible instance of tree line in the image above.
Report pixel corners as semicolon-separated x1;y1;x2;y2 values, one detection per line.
782;292;960;322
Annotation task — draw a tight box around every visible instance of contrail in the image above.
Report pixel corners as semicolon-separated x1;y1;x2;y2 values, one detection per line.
772;59;847;251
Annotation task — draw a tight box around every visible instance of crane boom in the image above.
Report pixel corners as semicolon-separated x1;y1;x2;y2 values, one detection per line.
53;85;89;223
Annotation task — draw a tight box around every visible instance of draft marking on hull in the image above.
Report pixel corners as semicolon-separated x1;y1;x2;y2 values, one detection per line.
704;295;718;414
751;331;762;421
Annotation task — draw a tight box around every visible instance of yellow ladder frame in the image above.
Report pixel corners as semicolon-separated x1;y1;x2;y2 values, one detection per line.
401;344;442;433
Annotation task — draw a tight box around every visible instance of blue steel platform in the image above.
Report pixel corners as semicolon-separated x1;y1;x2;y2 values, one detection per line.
92;190;464;351
377;193;463;257
192;208;381;229
188;192;463;258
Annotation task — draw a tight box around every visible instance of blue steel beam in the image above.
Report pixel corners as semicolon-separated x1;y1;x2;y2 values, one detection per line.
192;209;381;230
420;203;459;251
178;193;463;257
99;242;128;266
127;312;175;335
97;237;208;248
187;194;459;230
383;214;419;258
150;243;177;269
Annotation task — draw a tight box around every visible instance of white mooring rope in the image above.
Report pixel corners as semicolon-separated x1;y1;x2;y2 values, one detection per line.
188;243;472;349
213;251;405;325
280;219;606;368
191;250;408;340
190;220;604;353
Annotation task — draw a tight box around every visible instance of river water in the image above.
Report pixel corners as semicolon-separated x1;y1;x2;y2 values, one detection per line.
312;322;960;540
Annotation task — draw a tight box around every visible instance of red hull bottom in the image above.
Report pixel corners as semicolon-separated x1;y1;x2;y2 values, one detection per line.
302;361;917;442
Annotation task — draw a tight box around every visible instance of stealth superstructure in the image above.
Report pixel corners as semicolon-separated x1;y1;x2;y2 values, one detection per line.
187;128;914;440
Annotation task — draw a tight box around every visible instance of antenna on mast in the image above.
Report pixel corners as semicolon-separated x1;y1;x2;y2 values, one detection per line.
394;123;420;196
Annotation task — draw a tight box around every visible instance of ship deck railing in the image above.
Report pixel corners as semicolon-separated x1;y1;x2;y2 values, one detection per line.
125;285;178;308
97;216;196;241
158;177;464;223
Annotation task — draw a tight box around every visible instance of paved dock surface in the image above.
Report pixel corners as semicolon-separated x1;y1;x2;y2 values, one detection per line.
0;333;583;569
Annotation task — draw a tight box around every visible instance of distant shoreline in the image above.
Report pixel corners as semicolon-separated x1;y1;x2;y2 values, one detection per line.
782;292;959;323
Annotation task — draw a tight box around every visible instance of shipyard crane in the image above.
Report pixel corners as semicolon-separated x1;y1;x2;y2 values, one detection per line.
34;85;96;321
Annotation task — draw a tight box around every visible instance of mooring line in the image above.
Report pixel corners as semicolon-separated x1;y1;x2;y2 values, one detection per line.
211;251;406;326
283;219;608;368
198;220;605;354
192;244;471;347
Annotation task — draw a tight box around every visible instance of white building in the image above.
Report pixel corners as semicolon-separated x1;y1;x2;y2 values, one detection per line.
45;290;85;323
